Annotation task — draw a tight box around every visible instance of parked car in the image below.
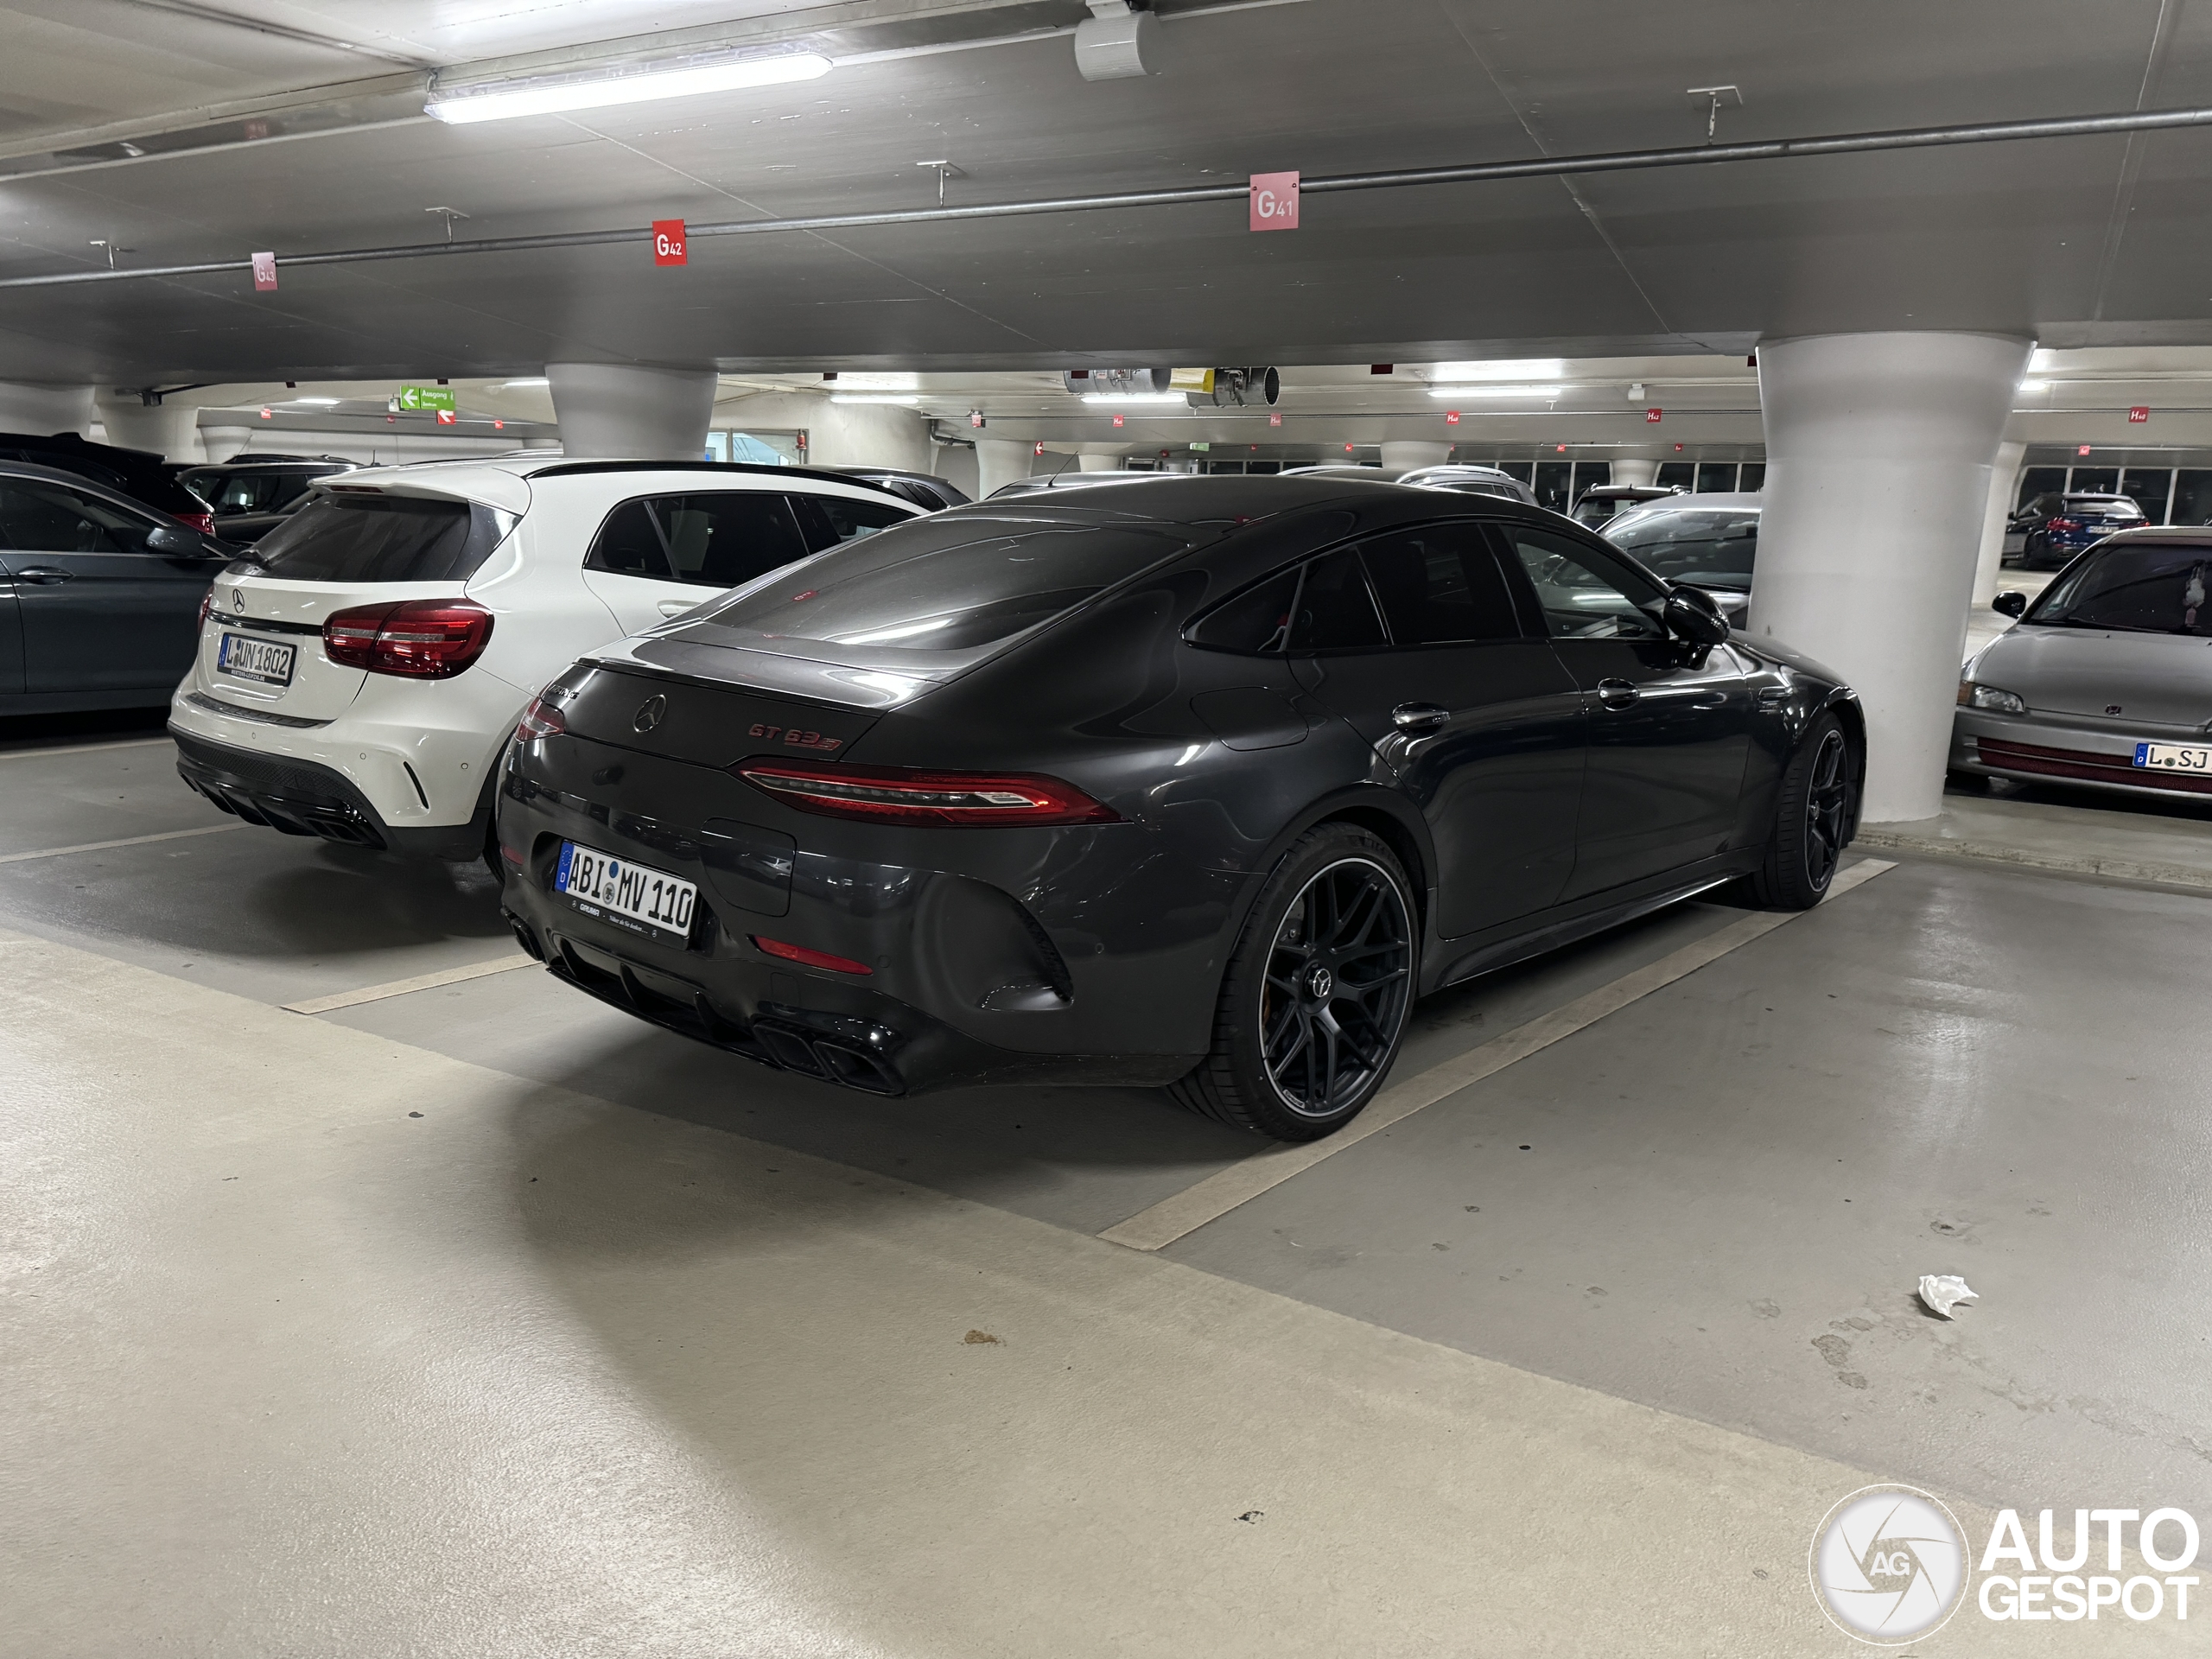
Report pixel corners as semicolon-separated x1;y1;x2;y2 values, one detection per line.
823;466;969;512
168;459;924;860
0;430;219;534
1953;527;2212;799
177;455;353;543
988;469;1162;499
2006;492;2145;570
1395;464;1540;505
1599;493;1760;626
0;460;234;714
1573;483;1684;529
495;474;1862;1140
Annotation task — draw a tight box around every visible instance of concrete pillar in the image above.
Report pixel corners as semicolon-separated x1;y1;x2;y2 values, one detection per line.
547;362;716;461
0;382;94;436
1611;457;1660;487
1752;332;2032;823
975;439;1034;498
1380;441;1449;472
1970;439;2028;607
93;395;205;461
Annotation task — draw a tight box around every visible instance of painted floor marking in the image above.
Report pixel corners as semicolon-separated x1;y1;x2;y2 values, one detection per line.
1098;858;1898;1253
284;952;539;1015
0;823;248;866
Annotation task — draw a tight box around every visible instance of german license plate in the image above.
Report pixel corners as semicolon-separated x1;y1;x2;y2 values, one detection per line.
555;842;697;938
2135;741;2212;774
217;632;296;685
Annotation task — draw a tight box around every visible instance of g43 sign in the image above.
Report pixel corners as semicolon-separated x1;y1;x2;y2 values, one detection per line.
397;385;454;413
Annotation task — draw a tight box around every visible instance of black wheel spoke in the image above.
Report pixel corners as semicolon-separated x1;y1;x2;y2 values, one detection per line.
1257;855;1414;1120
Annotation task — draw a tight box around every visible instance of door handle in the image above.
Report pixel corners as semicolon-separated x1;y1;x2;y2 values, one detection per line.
657;598;700;619
13;566;73;584
1390;701;1450;733
1595;677;1640;709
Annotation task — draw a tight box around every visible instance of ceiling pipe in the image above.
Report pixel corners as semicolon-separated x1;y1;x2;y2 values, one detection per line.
9;100;2212;290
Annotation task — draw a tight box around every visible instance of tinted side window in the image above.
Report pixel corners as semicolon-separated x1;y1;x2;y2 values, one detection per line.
1287;548;1387;651
584;499;672;579
789;492;912;551
1187;566;1300;652
658;493;810;587
0;482;156;553
1504;526;1666;640
1358;522;1521;645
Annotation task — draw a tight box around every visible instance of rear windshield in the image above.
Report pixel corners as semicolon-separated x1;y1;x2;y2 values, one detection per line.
2065;496;2143;518
2026;542;2212;635
1603;508;1759;589
245;493;510;582
692;510;1209;661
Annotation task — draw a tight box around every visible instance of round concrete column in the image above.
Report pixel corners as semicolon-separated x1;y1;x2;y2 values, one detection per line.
547;362;716;460
95;395;203;461
1611;458;1659;488
1752;332;2031;823
0;382;94;436
1970;440;2028;607
975;439;1034;498
1381;441;1449;472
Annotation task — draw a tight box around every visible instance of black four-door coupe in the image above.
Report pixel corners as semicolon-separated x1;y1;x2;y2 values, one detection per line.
497;476;1862;1140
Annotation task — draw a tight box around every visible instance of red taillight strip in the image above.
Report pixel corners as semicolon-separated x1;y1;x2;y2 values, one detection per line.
734;760;1119;827
753;935;873;975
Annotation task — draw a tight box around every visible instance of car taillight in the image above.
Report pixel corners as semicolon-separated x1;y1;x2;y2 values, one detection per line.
514;690;566;741
322;599;493;677
197;589;213;627
752;936;873;976
2046;517;2077;531
180;511;217;536
734;760;1120;827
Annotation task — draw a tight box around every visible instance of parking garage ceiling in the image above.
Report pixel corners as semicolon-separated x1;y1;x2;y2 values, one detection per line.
3;0;2211;382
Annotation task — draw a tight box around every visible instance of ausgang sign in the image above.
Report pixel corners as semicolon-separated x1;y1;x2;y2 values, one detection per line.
397;385;455;413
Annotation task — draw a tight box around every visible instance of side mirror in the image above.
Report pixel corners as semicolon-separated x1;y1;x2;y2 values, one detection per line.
1992;591;2028;618
145;524;199;556
1662;585;1729;646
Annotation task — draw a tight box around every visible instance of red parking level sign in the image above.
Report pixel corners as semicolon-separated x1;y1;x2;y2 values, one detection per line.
1645;407;1663;423
1249;171;1300;232
251;251;277;291
652;219;688;266
2129;405;2150;423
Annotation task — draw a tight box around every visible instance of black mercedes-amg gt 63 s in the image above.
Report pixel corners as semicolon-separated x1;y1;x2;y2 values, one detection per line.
497;475;1862;1141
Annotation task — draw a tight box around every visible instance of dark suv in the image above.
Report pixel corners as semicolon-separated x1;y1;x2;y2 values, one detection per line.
0;431;218;534
175;455;353;543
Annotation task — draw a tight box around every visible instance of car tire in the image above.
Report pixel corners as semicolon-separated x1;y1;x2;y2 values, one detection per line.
1747;714;1857;911
1168;824;1418;1141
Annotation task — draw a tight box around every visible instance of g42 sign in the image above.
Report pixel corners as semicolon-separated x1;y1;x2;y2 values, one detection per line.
1249;172;1300;232
652;219;688;266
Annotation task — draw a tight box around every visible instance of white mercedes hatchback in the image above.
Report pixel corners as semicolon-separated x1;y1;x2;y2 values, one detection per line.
168;457;925;861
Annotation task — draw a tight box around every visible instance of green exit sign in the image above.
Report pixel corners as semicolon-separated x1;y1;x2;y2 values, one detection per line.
397;384;455;412
1188;441;1211;453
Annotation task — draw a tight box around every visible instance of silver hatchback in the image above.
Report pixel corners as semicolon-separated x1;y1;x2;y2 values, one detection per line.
1952;527;2212;800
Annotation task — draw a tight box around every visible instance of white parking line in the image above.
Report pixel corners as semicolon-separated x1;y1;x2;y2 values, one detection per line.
283;952;539;1015
0;738;172;760
0;823;248;865
1097;858;1898;1253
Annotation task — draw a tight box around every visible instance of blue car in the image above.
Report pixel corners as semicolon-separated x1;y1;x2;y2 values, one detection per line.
2011;493;2145;570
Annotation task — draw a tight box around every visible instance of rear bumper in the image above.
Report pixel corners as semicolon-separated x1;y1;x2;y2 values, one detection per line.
494;734;1223;1096
173;728;493;856
1949;711;2212;800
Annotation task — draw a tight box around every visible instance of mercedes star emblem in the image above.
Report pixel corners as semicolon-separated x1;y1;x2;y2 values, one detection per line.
232;589;245;611
633;695;668;733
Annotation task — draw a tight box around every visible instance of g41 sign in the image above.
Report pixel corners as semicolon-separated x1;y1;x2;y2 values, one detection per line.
1249;172;1299;232
652;219;688;266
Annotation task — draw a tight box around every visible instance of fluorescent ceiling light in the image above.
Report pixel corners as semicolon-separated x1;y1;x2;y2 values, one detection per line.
427;51;831;124
830;393;918;405
499;377;550;388
1426;359;1565;381
1081;392;1185;404
832;372;918;391
2029;348;2059;372
2017;380;2049;394
291;396;340;405
1427;385;1563;398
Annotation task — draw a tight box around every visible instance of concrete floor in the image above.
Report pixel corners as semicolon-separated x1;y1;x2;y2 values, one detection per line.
4;724;2207;1656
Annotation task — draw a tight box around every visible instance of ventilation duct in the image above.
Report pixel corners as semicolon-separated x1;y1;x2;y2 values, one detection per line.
1074;1;1156;80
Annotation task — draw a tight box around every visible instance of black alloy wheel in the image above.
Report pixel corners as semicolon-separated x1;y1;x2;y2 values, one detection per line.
1172;824;1416;1141
1748;714;1856;910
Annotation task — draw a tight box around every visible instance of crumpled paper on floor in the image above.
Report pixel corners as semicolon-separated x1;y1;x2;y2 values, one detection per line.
1918;1274;1978;1319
